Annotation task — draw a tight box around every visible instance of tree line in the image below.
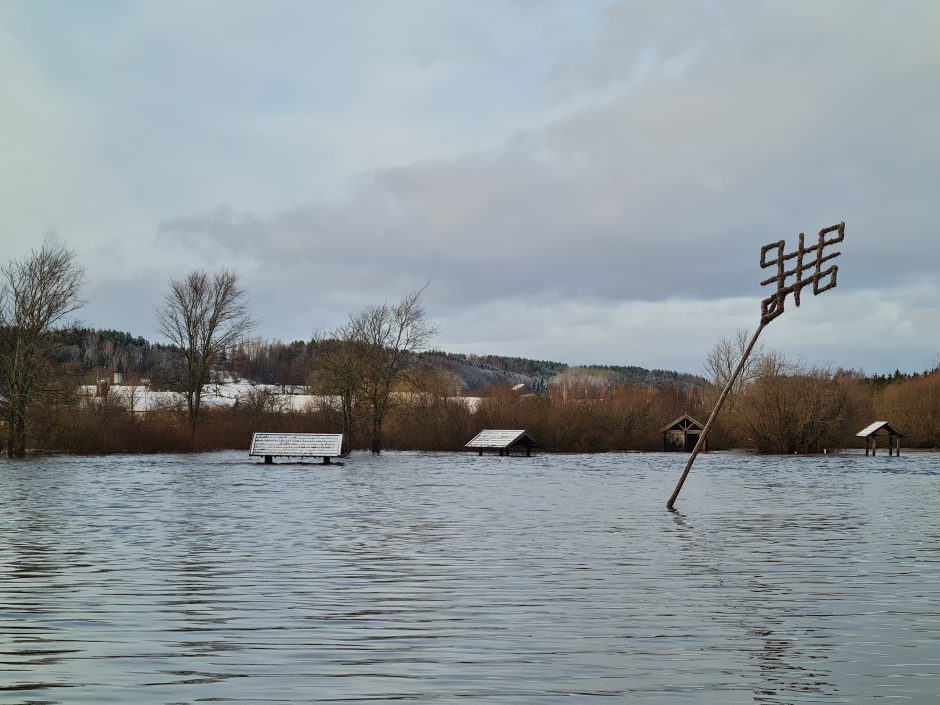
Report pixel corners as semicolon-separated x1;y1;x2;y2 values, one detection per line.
0;243;436;457
2;243;938;458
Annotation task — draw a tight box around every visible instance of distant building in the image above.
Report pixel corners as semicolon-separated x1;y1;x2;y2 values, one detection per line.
78;382;338;415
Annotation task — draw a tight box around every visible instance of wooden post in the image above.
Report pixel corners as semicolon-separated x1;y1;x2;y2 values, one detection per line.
264;455;273;464
323;456;332;464
897;436;901;456
667;322;767;509
478;448;483;456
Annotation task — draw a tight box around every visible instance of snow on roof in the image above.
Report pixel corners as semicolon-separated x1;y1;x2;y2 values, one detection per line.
856;421;908;437
466;429;535;449
249;433;343;457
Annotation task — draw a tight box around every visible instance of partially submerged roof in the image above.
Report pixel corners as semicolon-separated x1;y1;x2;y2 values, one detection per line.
250;433;344;457
660;414;706;433
856;421;908;438
466;429;536;449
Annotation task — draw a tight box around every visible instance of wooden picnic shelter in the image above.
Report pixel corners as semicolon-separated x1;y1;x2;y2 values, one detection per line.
249;432;344;464
856;421;908;456
661;414;707;453
466;429;537;457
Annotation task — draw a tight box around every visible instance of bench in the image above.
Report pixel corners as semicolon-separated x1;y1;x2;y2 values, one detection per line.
249;433;344;464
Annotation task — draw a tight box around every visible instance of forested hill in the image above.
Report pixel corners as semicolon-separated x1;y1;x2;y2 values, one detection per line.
418;352;568;392
419;351;704;392
51;327;705;392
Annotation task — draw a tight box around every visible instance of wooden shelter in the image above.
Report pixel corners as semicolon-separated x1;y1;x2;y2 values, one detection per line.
466;429;537;456
661;414;707;453
249;432;344;464
856;421;908;456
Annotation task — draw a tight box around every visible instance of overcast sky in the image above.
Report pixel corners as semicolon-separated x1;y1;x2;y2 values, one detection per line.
2;1;937;375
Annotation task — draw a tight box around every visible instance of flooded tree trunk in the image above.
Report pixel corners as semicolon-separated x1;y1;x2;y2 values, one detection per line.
371;416;382;455
8;398;28;458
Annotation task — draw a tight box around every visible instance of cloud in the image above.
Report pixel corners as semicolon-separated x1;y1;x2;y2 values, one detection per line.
3;1;938;372
432;281;940;375
160;0;940;308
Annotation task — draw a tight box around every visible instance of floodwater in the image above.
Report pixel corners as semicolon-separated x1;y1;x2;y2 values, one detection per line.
1;450;938;704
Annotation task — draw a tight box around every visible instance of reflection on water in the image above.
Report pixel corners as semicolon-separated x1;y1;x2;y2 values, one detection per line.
1;450;938;703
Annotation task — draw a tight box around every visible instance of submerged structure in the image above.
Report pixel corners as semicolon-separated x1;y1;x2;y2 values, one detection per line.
466;429;537;456
661;414;707;453
249;432;344;464
856;421;908;456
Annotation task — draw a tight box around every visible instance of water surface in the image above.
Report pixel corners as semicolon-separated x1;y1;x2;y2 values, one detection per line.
1;450;938;703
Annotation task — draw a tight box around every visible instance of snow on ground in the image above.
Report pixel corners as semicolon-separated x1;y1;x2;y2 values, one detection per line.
78;382;481;413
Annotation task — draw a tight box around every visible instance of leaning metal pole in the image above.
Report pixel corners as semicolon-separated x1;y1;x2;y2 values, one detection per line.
666;321;767;509
666;222;845;510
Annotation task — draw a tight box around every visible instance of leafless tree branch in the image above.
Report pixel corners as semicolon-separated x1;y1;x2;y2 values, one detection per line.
157;269;254;432
0;243;85;457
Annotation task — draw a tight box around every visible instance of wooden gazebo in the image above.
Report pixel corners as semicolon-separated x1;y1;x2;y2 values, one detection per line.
661;414;707;453
857;421;908;456
466;429;537;457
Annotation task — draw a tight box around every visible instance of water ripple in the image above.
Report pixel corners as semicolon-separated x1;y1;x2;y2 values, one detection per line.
1;450;938;703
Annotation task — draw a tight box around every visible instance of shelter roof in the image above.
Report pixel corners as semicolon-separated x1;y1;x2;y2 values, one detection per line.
660;414;706;433
250;433;343;457
466;429;536;449
856;421;909;438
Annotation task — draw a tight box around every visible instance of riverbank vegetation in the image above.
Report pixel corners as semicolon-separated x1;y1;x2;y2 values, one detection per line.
2;245;937;457
6;357;940;456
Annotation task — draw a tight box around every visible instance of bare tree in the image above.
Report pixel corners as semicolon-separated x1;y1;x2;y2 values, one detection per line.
157;269;253;432
0;243;85;457
703;328;767;405
311;320;368;454
356;286;438;454
739;363;854;454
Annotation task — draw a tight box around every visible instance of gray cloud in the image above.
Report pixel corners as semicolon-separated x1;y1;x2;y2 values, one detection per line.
160;0;939;319
9;1;937;372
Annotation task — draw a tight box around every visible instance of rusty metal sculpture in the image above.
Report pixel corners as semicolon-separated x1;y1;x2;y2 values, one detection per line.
666;222;845;510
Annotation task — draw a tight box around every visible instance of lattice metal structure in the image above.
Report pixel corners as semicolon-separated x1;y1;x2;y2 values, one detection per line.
759;222;845;324
666;222;845;509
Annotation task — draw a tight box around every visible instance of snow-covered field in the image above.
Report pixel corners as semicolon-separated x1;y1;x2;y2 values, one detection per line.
79;379;482;413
